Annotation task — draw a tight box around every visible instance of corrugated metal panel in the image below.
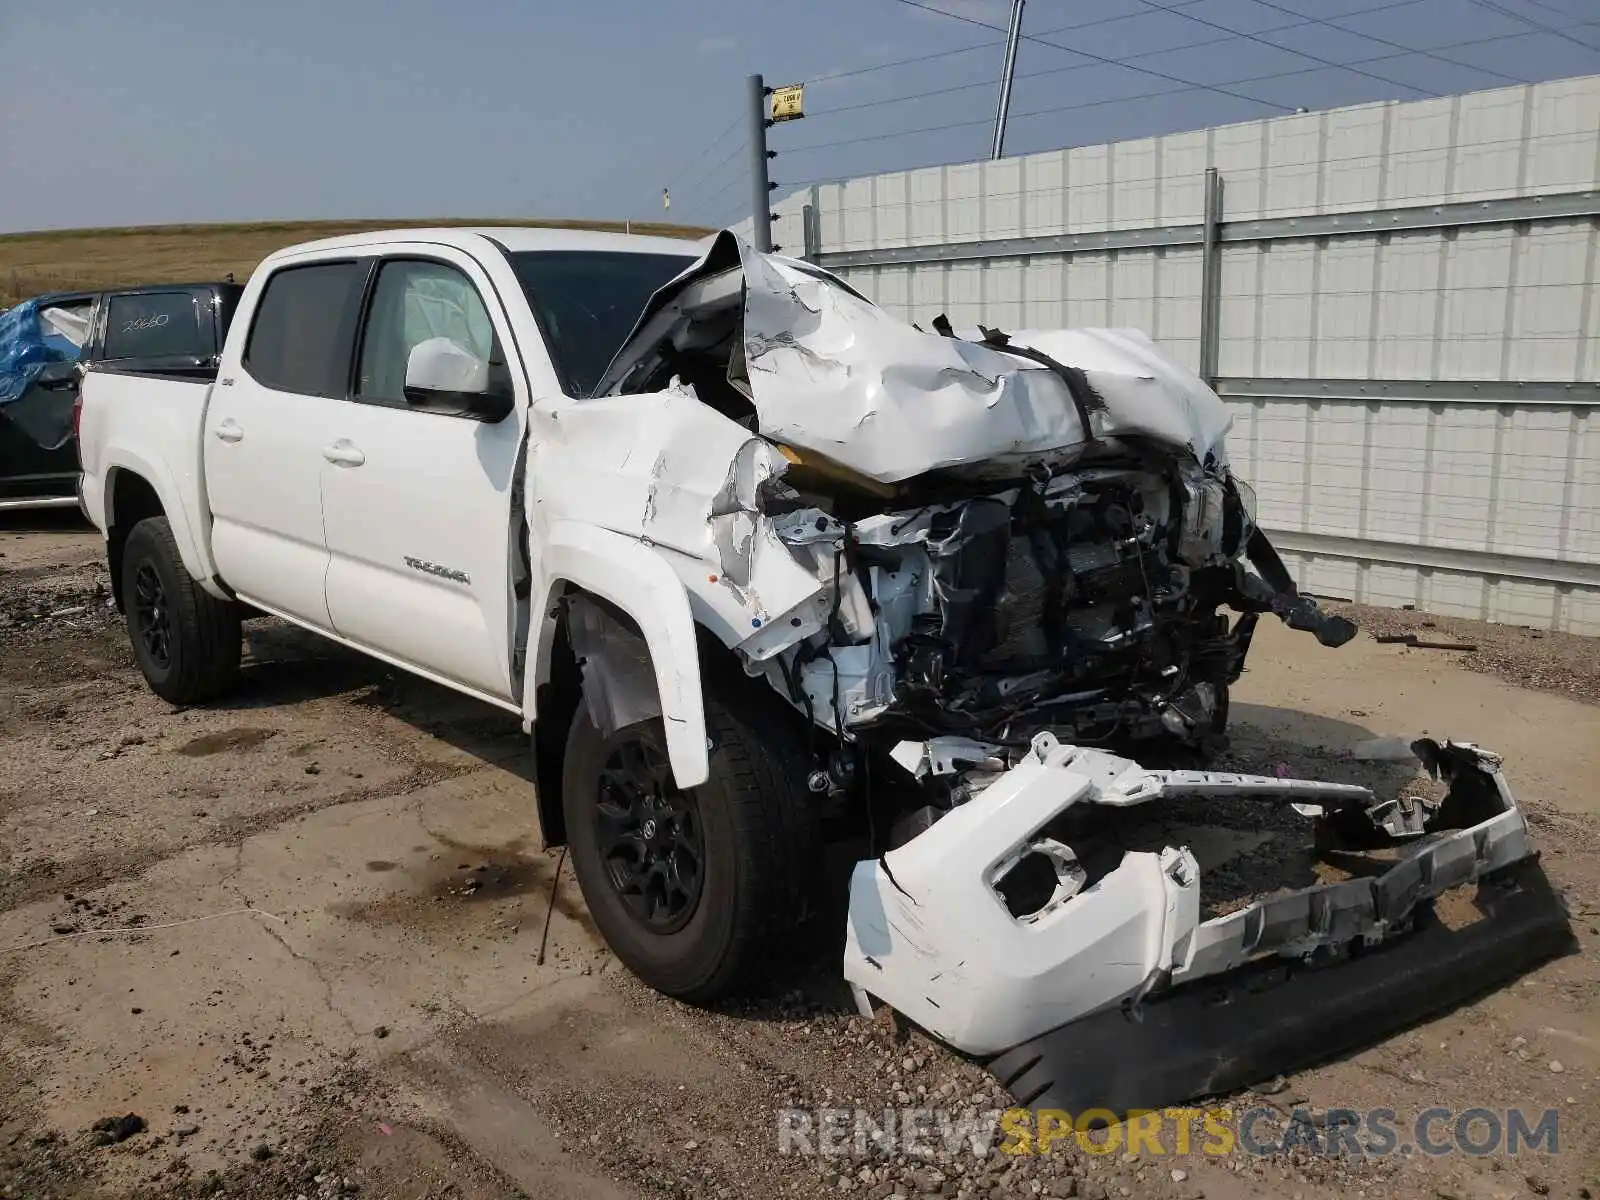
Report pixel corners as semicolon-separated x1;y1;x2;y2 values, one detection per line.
761;73;1600;634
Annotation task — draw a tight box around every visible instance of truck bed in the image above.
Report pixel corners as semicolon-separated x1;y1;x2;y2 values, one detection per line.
77;369;215;583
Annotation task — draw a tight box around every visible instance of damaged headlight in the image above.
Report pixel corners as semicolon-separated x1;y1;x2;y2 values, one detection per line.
774;443;899;502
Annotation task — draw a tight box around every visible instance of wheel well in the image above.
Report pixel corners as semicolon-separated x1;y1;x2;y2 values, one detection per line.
531;582;747;850
531;588;582;849
106;470;166;613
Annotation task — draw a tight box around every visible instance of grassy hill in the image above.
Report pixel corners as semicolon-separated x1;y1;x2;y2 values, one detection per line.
0;217;713;308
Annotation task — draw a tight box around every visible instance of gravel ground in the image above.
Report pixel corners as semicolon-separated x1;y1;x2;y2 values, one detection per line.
3;519;1598;1200
1330;601;1600;706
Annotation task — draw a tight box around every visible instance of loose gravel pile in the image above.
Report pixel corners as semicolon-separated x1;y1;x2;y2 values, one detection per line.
1333;602;1600;706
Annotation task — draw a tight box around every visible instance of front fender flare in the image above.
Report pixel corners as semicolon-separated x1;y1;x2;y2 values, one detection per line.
525;521;710;788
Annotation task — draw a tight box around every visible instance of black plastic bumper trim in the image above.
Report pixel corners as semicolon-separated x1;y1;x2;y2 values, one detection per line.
985;861;1575;1115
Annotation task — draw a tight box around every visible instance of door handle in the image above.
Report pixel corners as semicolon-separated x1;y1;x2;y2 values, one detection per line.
322;440;366;467
213;419;243;443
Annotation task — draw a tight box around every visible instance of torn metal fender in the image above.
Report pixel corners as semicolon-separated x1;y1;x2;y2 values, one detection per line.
522;520;710;788
526;385;833;664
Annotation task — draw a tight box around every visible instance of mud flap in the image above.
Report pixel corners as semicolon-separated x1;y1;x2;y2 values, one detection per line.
985;858;1576;1114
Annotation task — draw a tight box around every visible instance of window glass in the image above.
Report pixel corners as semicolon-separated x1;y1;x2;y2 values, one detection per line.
509;250;695;397
356;260;494;404
243;262;365;397
102;292;203;360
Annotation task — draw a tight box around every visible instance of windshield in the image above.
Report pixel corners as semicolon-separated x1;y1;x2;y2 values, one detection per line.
509;249;697;398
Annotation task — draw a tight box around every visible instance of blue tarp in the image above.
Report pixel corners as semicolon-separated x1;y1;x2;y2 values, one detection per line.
0;299;48;406
0;298;85;450
0;298;80;407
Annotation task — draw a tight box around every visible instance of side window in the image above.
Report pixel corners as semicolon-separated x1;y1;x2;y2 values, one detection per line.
355;260;495;406
243;262;365;397
102;292;203;360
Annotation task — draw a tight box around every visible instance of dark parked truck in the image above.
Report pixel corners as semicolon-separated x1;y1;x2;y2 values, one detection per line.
76;228;1572;1113
0;281;242;510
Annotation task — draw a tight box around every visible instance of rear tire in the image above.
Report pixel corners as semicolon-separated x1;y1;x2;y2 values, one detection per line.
122;516;241;704
562;674;820;1002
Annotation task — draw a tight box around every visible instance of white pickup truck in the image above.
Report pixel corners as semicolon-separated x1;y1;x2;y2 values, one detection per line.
80;227;1560;1112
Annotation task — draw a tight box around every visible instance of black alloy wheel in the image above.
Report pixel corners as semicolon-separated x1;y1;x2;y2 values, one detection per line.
593;733;705;933
119;515;241;704
131;560;172;669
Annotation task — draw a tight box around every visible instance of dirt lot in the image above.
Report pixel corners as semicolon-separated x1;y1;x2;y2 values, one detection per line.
1;511;1597;1200
0;219;709;308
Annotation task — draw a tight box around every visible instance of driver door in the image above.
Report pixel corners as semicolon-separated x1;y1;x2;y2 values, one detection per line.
318;249;527;705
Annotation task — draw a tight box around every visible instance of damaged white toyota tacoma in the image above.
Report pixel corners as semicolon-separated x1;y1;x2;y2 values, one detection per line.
78;227;1570;1109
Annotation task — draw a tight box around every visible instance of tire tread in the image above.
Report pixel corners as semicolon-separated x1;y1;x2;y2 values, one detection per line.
563;660;822;1002
123;517;241;704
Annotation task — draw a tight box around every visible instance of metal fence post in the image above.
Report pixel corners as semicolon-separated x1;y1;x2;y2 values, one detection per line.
746;74;774;252
1199;166;1224;387
802;204;820;262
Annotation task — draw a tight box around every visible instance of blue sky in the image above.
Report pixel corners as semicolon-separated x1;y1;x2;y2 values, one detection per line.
2;0;1597;233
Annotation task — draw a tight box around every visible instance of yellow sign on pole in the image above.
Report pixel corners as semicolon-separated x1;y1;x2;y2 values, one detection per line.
770;83;805;123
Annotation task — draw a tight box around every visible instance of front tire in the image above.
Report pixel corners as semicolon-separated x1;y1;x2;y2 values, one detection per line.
121;516;241;704
562;678;820;1002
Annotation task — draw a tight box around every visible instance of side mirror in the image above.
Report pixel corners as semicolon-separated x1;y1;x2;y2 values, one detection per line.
402;337;514;421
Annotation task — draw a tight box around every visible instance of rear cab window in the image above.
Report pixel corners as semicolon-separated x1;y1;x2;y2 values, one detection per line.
242;262;367;397
102;292;207;361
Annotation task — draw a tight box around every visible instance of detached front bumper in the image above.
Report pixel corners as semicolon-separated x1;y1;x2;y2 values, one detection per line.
843;735;1575;1112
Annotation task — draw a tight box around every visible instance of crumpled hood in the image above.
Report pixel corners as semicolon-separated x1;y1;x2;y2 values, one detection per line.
597;231;1233;484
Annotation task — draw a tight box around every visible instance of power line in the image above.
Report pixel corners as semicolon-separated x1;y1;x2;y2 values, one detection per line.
675;141;747;207
711;196;749;228
780;22;1554;168
695;172;749;222
809;40;1006;86
1465;0;1600;53
887;0;1300;113
1134;0;1519;93
1026;1;1215;40
806;0;1427;121
1516;0;1599;24
664;115;743;196
803;0;1215;90
1188;0;1538;86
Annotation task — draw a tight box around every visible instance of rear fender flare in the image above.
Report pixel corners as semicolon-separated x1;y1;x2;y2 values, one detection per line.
523;521;710;788
102;453;223;598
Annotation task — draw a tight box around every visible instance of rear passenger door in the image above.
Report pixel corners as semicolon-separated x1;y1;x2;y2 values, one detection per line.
206;260;367;628
318;249;527;705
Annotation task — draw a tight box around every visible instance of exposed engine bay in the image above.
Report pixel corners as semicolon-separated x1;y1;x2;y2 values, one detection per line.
529;232;1568;1112
571;230;1357;777
768;460;1262;755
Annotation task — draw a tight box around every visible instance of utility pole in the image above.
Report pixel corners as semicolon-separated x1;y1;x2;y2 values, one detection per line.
990;0;1025;160
746;73;774;251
